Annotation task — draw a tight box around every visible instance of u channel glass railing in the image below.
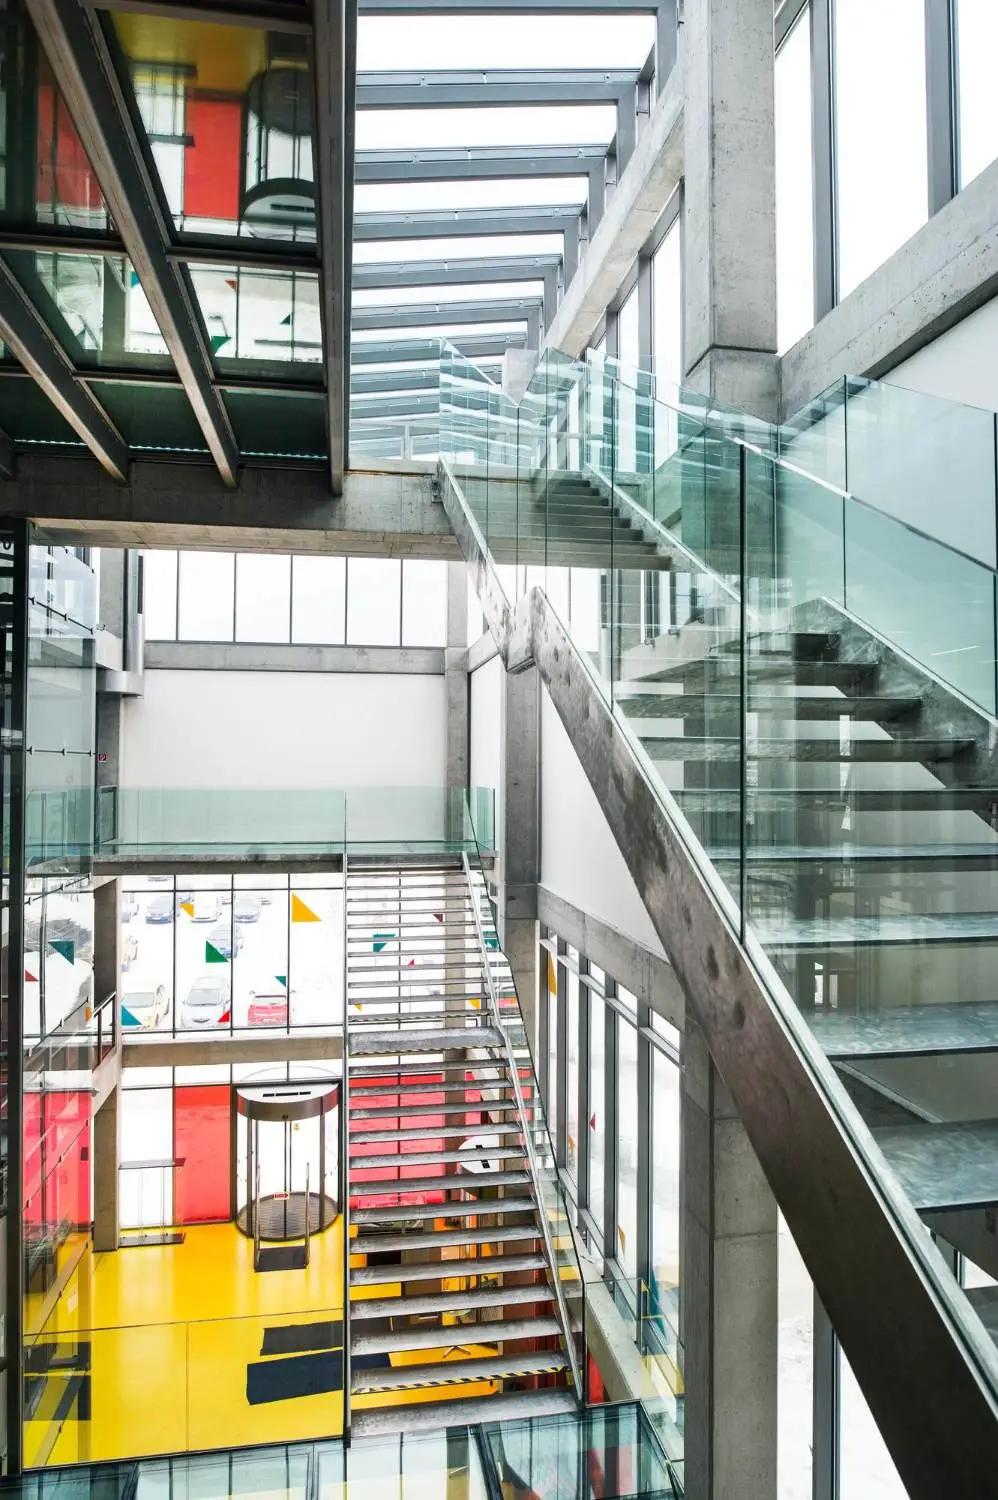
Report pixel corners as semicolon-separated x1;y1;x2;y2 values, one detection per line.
439;340;998;1439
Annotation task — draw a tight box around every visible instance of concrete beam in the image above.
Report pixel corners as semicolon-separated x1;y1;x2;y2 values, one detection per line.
544;52;683;356
144;642;446;673
780;154;998;419
1;454;461;558
123;1033;344;1067
537;884;684;1030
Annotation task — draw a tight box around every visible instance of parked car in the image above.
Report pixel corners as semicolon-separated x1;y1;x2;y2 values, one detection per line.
180;975;229;1028
190;894;221;923
207;921;244;959
233;895;261;924
145;893;174;924
247;990;289;1026
121;985;170;1031
121;932;139;971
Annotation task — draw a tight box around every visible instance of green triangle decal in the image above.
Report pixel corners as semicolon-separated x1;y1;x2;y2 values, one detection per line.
280;312;293;325
373;932;396;953
205;941;228;964
50;939;74;964
276;975;287;987
120;1005;141;1027
210;333;230;354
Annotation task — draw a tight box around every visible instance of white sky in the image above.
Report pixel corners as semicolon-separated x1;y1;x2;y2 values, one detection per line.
353;233;566;262
355;176;589;212
353;280;544;307
356;15;655;71
356;104;615;151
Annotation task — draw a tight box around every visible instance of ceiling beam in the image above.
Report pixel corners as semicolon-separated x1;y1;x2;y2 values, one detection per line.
356;67;637;107
26;0;241;486
351;331;525;362
351;366;441;394
350;392;439;420
312;0;356;493
0;226;322;273
354;144;606;182
352;297;540;330
359;0;659;10
90;0;312;31
354;204;582;241
0;259;128;480
353;254;560;289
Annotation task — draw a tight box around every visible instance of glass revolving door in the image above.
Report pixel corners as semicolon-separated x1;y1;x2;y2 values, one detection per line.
235;1072;339;1241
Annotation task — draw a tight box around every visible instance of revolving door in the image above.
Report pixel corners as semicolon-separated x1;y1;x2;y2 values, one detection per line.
235;1073;340;1242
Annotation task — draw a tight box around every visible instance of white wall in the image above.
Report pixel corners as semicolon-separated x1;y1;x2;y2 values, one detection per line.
886;294;998;413
539;685;666;957
122;670;446;788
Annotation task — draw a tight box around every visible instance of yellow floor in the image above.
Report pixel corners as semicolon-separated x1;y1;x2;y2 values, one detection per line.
25;1221;345;1466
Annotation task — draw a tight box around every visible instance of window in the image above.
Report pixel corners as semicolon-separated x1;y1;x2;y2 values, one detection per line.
778;1214;814;1500
401;559;448;647
955;0;998;189
775;7;814;351
650;1046;680;1341
565;967;580;1187
839;1345;909;1498
291;555;346;644
346;558;402;645
142;550;177;640
235;554;290;642
616;288;639;473
177;552;234;640
651;219;682;466
587;988;606;1232
834;0;927;298
616;1017;638;1278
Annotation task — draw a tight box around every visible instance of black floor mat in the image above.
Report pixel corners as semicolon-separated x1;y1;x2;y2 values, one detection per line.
261;1321;342;1356
256;1245;308;1272
246;1352;342;1405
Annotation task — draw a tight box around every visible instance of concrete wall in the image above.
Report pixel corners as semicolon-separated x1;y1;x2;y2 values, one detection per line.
885;294;998;412
121;670;446;789
539;684;667;957
470;658;502;803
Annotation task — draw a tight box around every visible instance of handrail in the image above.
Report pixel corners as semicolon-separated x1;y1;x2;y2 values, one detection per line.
341;850;352;1443
460;851;585;1404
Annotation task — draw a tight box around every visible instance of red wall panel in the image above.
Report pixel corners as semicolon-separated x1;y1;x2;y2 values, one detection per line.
184;97;242;221
174;1085;231;1223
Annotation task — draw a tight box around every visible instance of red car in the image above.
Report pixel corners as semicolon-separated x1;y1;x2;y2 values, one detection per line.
247;991;289;1026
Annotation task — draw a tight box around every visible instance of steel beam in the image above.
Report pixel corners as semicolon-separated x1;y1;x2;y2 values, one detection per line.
355;144;606;182
356;67;637;108
351;365;441;394
0;225;322;273
352;297;540;330
91;0;312;28
350;392;438;419
312;0;354;492
353;254;561;289
354;205;582;241
351;331;525;361
0;426;13;479
0;259;128;479
26;0;240;485
360;0;660;9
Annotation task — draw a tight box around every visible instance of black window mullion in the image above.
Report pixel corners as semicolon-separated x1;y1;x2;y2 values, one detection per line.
578;958;592;1219
603;978;618;1262
811;0;837;317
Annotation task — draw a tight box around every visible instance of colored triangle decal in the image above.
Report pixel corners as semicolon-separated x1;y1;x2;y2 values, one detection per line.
276;975;287;988
49;940;74;964
179;901;195;918
590;1113;597;1131
280;311;293;325
24;969;37;984
433;910;444;923
548;954;557;994
291;894;320;924
372;931;395;953
205;941;228;964
218;1008;231;1025
120;1005;141;1027
468;996;481;1010
209;333;230;354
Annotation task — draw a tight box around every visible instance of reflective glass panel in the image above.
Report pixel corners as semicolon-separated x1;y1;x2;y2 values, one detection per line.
956;0;998;188
775;7;814;351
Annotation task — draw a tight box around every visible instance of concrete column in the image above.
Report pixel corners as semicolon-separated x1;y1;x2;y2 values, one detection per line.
681;1015;778;1500
93;878;121;1251
496;665;540;1042
682;0;779;419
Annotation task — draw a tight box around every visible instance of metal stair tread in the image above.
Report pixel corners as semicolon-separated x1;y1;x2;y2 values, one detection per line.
349;1250;547;1284
349;1168;532;1195
806;1000;998;1059
349;1121;523;1144
351;1196;536;1224
348;1388;576;1438
873;1119;998;1211
350;1099;515;1120
350;1026;504;1054
675;786;998;813
352;1223;539;1254
350;1144;525;1169
348;1283;554;1320
351;1349;568;1394
616;690;922;721
756;913;998;948
352;1315;560;1355
640;734;972;764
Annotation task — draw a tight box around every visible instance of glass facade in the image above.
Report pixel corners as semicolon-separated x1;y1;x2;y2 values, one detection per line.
775;6;814;351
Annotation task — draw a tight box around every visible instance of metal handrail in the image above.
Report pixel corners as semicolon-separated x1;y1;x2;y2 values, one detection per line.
341;850;352;1442
461;851;584;1403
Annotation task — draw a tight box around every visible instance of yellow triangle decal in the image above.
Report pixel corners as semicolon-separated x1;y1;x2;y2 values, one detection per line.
291;893;320;923
179;901;195;918
547;954;557;994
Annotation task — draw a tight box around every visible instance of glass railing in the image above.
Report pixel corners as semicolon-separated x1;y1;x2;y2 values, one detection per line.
440;341;998;1441
463;854;589;1407
93;786;496;860
14;1400;677;1496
